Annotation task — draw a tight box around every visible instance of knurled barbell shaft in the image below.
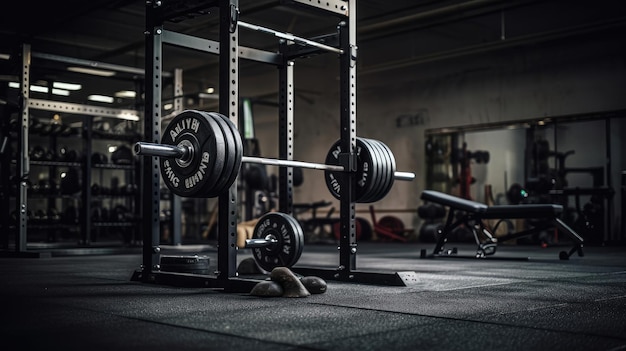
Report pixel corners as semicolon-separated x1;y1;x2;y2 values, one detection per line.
241;156;343;172
134;141;415;181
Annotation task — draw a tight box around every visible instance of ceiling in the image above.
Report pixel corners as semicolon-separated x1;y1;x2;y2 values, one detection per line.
2;0;625;111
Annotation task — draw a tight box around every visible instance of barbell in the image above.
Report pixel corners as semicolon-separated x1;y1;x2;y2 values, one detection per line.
134;109;415;202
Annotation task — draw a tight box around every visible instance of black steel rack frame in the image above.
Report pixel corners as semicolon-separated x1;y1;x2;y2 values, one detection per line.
133;0;413;292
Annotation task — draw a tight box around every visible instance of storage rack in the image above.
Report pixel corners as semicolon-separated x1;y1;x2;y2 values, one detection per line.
0;44;147;257
133;0;411;291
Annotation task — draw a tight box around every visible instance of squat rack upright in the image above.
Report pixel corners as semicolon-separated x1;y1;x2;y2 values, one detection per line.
134;0;411;291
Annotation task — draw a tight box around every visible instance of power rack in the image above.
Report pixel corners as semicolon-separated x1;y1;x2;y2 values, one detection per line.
133;0;413;291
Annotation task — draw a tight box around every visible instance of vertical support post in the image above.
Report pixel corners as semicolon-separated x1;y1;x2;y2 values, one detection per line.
171;68;184;245
217;0;240;279
141;0;163;278
17;43;31;252
338;0;357;275
82;117;93;246
604;117;612;242
278;51;295;215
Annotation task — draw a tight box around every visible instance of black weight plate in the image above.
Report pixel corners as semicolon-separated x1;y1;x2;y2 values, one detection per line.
160;255;211;275
325;138;376;202
282;212;304;267
365;139;390;203
376;140;397;201
201;111;236;197
251;212;303;272
358;138;383;203
211;112;243;195
160;110;225;197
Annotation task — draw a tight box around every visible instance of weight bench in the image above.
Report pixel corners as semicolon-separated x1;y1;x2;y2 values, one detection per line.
419;190;584;260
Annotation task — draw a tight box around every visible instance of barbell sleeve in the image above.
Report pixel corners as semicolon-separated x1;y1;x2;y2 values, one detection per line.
245;237;278;248
134;142;187;159
394;171;416;181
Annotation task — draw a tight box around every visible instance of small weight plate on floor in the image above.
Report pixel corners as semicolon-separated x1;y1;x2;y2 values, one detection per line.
252;212;304;272
160;255;211;275
160;110;225;197
282;212;305;267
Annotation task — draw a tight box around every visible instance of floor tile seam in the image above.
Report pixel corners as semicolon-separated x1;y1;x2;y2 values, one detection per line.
429;270;626;285
17;300;326;351
308;302;626;342
115;313;327;350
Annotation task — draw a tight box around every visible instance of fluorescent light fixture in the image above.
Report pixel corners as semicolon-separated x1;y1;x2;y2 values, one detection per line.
53;82;82;90
88;95;114;103
67;66;116;77
114;90;136;98
0;53;10;60
30;85;48;93
198;92;219;100
8;82;69;96
51;89;70;96
116;113;140;121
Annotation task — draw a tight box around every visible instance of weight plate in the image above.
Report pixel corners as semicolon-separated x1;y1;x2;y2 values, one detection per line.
251;212;304;272
376;140;397;200
212;112;243;195
325;138;376;202
160;110;225;197
358;138;383;203
366;139;390;203
202;111;236;196
283;212;304;267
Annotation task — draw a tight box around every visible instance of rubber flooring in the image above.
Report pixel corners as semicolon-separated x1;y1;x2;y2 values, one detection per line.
1;241;626;351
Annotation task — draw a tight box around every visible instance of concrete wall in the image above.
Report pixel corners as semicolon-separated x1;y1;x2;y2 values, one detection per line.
249;30;626;241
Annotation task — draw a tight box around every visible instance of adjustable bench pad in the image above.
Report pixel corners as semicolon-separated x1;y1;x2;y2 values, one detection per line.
421;190;563;219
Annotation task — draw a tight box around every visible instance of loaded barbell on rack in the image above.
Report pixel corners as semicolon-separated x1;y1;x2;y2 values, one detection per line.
134;109;415;202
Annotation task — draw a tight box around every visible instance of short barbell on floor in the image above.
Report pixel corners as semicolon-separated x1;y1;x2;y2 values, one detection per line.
246;212;304;272
134;109;415;202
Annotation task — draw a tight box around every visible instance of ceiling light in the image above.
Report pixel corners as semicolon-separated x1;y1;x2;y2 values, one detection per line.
53;82;82;90
114;90;136;98
9;82;70;96
51;89;70;96
30;85;48;93
206;87;215;94
67;66;116;77
0;53;10;60
116;113;140;121
198;93;219;100
88;95;114;103
164;103;173;110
